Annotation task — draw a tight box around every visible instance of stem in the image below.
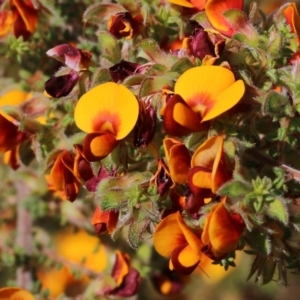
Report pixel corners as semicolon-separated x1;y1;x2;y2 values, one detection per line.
15;180;32;290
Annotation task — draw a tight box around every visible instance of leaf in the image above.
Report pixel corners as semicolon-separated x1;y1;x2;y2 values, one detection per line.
97;31;121;64
263;91;293;117
101;190;126;210
170;57;194;74
128;213;150;249
218;180;252;198
245;230;271;255
91;68;111;86
266;197;289;225
83;3;126;24
117;0;140;15
123;74;146;87
138;39;177;69
139;76;174;98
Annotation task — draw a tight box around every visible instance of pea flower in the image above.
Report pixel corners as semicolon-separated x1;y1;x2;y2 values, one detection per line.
283;2;300;64
102;251;142;297
0;0;38;40
91;206;119;234
188;135;231;196
153;211;203;275
163;66;245;136
49;150;81;202
74;82;139;161
107;12;141;39
45;44;92;98
201;202;244;259
0;287;34;299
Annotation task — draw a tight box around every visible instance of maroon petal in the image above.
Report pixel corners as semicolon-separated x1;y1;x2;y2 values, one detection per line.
109;59;140;82
45;70;79;98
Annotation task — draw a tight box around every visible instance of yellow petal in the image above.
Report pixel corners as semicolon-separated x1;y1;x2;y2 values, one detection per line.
0;287;34;300
74;82;139;140
202;79;245;121
177;244;201;267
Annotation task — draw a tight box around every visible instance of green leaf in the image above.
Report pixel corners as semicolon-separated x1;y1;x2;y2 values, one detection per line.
138;39;177;69
263;90;293;117
101;190;126;210
97;31;121;64
139;76;174;98
83;3;125;24
128;213;150;249
123;74;146;87
117;0;140;14
91;68;111;86
245;230;271;255
267;31;283;57
218;180;252;198
266;197;289;225
170;57;194;74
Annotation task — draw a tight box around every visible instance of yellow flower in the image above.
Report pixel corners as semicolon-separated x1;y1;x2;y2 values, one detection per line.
74;82;139;161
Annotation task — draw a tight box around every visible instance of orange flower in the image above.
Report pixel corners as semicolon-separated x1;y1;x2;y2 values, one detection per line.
168;0;206;10
103;251;142;297
107;12;141;40
49;150;81;202
188;135;231;196
163;137;191;184
205;0;244;37
0;287;34;299
163;66;245;136
153;211;203;274
283;2;300;64
91;206;119;234
38;228;108;298
74;82;139;161
201;202;244;259
0;0;38;40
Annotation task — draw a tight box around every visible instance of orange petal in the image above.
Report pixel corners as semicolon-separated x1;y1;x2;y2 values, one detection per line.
191;135;223;168
205;0;244;36
74;82;139;140
190;166;213;190
11;0;38;33
153;212;187;257
0;287;34;300
283;3;300;37
0;11;14;37
175;66;245;121
83;132;118;161
167;0;195;8
112;251;130;286
163;138;191;184
163;94;203;136
202;203;243;258
190;0;206;10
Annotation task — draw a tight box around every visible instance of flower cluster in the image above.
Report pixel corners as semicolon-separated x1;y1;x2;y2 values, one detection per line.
2;0;300;298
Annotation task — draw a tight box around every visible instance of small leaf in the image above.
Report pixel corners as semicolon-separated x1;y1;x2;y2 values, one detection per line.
170;57;194;74
97;31;121;64
266;197;289;225
218;180;252;198
245;230;271;255
123;74;146;87
117;0;140;15
128;214;150;249
83;3;126;24
91;68;111;86
263;91;293;117
139;76;174;98
138;39;177;69
101;190;126;210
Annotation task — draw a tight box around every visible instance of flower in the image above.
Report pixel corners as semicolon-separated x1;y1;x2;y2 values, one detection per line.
109;59;140;82
103;251;142;297
163;66;245;136
201;202;244;259
167;0;206;10
74;82;139;161
283;2;300;64
38;228;108;298
0;0;38;40
91;206;119;234
0;287;34;299
163;137;191;184
107;12;141;39
205;0;244;37
49;150;81;202
45;44;92;98
153;211;203;274
188;135;231;196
